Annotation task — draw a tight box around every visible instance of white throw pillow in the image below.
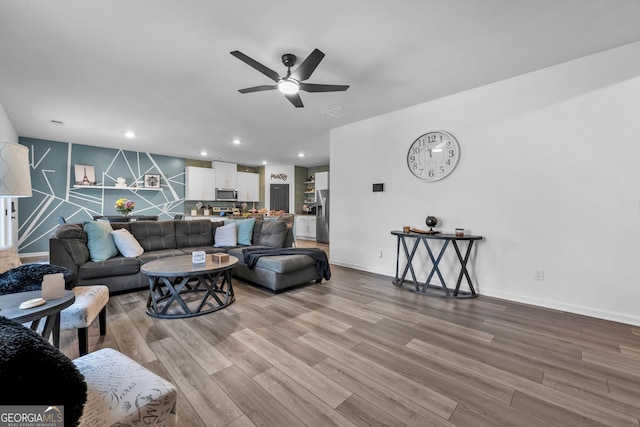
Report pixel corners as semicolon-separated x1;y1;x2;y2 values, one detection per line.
111;228;145;257
214;222;237;247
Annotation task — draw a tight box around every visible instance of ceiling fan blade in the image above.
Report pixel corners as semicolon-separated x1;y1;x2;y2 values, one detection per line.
290;49;325;82
238;85;277;94
230;50;280;82
299;83;350;93
285;93;304;108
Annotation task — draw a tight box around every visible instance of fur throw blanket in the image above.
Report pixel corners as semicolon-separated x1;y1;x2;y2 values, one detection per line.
0;316;87;426
0;263;76;296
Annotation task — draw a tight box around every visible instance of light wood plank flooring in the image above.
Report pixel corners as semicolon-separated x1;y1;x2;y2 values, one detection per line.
58;245;640;427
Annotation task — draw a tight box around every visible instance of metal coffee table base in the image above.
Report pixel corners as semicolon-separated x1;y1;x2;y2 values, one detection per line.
146;269;235;319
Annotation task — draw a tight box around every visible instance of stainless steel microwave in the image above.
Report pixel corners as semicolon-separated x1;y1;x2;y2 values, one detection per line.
216;188;237;201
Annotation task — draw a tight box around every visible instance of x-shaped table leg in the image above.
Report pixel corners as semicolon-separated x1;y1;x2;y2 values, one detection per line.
452;240;477;297
422;239;450;295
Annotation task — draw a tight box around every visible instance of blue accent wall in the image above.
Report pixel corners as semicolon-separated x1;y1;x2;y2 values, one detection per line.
18;137;185;254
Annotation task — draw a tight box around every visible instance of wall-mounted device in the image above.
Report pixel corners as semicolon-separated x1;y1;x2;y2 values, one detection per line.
372;183;384;192
215;188;238;201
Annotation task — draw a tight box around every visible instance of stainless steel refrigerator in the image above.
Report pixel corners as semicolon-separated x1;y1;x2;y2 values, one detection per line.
316;188;329;243
315;171;329;243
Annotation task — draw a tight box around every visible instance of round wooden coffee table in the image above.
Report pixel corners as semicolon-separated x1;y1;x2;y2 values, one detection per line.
141;255;238;319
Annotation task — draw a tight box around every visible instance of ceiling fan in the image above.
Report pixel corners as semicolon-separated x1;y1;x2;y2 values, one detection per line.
230;48;349;108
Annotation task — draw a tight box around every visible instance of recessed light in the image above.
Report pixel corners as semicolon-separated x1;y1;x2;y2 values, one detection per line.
124;131;135;138
200;151;207;156
233;139;241;145
298;153;305;158
262;161;268;165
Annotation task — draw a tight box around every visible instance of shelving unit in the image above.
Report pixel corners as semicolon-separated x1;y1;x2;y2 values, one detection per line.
304;179;315;205
71;185;161;191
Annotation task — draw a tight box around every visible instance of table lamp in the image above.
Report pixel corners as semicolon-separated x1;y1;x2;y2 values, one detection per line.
0;141;32;197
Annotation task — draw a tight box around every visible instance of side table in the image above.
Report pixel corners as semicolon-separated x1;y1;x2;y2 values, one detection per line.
0;289;75;348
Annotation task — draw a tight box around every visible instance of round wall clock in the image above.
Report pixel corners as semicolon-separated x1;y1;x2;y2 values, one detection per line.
407;130;460;181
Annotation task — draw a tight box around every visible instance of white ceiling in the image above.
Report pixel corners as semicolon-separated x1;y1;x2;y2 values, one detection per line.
2;1;640;167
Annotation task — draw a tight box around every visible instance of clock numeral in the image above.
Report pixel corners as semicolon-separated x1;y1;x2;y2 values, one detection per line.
449;149;455;157
428;170;435;177
439;166;445;174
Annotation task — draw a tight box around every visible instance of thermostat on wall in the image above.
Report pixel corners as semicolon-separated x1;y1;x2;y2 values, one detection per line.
372;183;384;192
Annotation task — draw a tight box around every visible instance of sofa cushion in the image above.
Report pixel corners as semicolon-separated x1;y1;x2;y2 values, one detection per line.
129;221;176;251
179;246;227;256
251;219;264;244
79;256;141;280
0;316;87;426
53;224;90;266
111;228;145;257
175;219;213;248
137;248;187;263
214;222;237;247
259;220;288;248
84;220;119;261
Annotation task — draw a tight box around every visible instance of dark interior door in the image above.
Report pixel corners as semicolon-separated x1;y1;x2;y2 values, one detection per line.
270;184;289;212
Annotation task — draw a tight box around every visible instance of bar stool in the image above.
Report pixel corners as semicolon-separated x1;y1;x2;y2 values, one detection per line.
60;285;109;356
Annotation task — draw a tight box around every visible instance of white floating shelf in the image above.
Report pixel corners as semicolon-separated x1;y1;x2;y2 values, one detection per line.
72;185;162;191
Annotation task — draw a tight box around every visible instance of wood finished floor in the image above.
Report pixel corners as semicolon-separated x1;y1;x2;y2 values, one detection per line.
58;244;640;427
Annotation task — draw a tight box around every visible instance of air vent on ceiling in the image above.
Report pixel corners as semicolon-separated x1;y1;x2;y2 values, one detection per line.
323;106;353;119
50;119;65;126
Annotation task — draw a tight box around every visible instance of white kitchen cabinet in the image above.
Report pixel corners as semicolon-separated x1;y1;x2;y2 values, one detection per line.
236;171;259;202
295;215;317;240
185;166;216;200
213;161;237;188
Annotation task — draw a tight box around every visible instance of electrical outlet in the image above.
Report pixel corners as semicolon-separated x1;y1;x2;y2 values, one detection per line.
534;269;544;281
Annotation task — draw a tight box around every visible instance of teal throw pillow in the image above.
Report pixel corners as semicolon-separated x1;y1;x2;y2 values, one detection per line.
224;218;255;245
83;220;119;261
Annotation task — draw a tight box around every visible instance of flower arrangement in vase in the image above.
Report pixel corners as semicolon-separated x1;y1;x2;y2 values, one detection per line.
115;198;135;216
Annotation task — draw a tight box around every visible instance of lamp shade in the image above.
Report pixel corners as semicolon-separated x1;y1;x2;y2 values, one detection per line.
0;141;32;197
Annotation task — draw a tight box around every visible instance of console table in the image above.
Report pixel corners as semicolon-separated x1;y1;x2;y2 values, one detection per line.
391;231;483;298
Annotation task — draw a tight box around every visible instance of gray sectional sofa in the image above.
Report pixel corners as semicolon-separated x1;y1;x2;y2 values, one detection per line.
49;219;325;294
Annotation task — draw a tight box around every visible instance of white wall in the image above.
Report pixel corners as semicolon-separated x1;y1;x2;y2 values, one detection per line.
0;103;18;144
330;41;640;326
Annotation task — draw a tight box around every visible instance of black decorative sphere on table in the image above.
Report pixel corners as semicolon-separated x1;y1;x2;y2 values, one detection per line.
425;216;438;230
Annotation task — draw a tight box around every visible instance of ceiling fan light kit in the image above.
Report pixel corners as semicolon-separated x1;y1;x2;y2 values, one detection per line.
277;78;299;95
230;48;349;108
